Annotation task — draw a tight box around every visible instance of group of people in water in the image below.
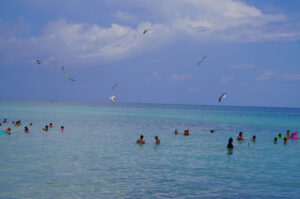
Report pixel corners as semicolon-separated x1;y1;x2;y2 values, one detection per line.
226;132;256;149
226;130;297;149
135;127;298;148
136;129;192;145
1;119;65;134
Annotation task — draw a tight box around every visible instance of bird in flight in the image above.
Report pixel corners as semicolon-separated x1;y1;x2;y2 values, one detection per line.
219;92;227;103
110;95;116;104
143;29;151;34
197;56;207;66
62;66;75;82
112;82;118;90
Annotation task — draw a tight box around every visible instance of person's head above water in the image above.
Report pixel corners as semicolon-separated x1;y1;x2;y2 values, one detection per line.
239;132;243;136
140;135;144;139
274;137;277;144
228;137;233;143
25;126;28;130
61;126;64;129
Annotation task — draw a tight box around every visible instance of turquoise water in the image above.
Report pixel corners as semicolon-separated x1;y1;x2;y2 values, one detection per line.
0;101;300;199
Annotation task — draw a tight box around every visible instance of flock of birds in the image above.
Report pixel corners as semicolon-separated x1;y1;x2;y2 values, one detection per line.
34;29;227;104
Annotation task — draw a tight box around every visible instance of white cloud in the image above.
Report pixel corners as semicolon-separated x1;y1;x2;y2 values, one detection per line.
256;71;300;81
282;74;300;81
0;0;299;66
146;71;161;81
228;64;256;70
221;75;235;84
257;71;274;80
114;11;137;22
169;74;191;82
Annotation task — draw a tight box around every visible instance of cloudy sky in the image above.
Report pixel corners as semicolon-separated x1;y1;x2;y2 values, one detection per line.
0;0;299;107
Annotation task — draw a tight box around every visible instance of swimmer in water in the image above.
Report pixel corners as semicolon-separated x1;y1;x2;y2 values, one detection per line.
237;132;243;141
278;133;282;138
43;125;48;131
184;129;190;136
29;123;32;126
274;137;277;144
211;129;216;133
155;136;160;145
284;137;288;145
49;123;54;128
60;126;64;131
286;130;290;138
5;128;11;134
136;135;146;144
174;129;179;135
227;137;234;149
24;126;30;133
251;135;256;142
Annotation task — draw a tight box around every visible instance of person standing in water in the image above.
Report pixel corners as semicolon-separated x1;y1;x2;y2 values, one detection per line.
284;137;288;145
227;137;234;149
136;135;146;144
24;126;30;133
184;129;190;136
274;137;278;144
155;136;160;145
286;130;290;138
43;125;48;131
174;129;179;135
251;135;256;142
237;132;243;141
5;128;11;134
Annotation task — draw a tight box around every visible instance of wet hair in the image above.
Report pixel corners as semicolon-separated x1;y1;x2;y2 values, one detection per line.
140;135;144;139
239;132;243;136
284;137;287;141
252;135;256;139
228;137;233;143
25;126;28;131
50;123;53;125
61;126;64;129
274;137;277;141
278;133;282;136
45;125;48;129
155;136;158;139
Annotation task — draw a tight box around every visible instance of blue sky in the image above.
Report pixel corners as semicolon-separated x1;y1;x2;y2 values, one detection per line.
0;0;299;107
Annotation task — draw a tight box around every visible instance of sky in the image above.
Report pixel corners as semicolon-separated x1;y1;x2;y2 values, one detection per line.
0;0;299;107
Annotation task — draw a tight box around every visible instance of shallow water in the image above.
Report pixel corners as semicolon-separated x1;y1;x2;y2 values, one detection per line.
0;101;299;198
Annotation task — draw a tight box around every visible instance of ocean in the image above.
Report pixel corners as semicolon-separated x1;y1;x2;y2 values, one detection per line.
0;101;299;199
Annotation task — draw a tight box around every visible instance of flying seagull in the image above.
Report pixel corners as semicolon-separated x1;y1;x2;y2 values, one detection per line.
110;95;116;104
219;92;227;103
143;29;150;34
197;56;207;66
35;60;41;64
112;82;118;90
61;66;75;82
